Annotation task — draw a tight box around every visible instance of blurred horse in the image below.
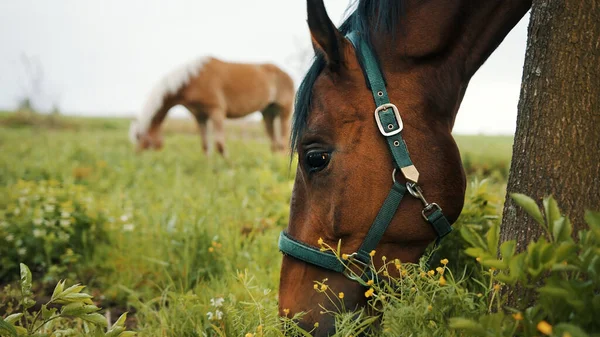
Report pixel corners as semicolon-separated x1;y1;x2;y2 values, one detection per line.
278;0;531;335
129;57;295;155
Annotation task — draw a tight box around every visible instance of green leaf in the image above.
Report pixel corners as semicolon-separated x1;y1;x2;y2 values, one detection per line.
554;323;590;337
552;217;572;243
81;313;108;327
511;193;544;226
449;318;486;336
464;247;487;259
19;263;33;299
41;304;57;320
3;314;23;325
500;241;516;260
486;222;499;256
117;332;137;337
543;196;561;232
554;242;578;263
584;210;600;230
61;302;85;316
112;312;128;328
51;280;66;301
538;285;571;299
480;258;507;270
0;318;18;337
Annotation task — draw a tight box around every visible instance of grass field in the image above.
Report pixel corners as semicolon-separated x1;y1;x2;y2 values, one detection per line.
0;112;515;336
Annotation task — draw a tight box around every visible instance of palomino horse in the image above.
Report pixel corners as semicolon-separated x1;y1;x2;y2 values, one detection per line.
278;0;531;335
129;57;295;155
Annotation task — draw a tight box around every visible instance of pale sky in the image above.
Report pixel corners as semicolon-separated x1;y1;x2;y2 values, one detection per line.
0;1;529;134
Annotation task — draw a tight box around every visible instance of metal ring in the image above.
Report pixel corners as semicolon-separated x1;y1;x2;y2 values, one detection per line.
392;168;397;183
406;182;420;198
377;91;384;97
393;140;400;146
387;124;394;130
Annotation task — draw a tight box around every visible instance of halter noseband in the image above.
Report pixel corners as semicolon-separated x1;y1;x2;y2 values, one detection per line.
278;32;452;283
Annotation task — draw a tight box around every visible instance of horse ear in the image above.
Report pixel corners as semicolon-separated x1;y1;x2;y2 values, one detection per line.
307;0;345;68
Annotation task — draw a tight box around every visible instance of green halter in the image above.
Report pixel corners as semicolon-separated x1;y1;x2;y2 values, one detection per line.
278;32;452;282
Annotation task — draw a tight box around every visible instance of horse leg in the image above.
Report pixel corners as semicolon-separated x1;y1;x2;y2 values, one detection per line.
261;105;282;152
278;104;292;152
211;113;227;157
190;110;211;155
198;119;210;155
262;114;279;152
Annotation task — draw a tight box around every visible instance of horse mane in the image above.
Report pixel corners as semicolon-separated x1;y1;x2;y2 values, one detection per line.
134;56;211;133
290;0;406;152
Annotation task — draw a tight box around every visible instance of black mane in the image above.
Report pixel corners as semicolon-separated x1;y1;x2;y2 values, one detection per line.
290;0;406;152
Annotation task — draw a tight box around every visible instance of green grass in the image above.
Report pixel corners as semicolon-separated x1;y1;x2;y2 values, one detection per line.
0;113;513;336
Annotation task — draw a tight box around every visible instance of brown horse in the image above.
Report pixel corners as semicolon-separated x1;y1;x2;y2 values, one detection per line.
278;0;531;335
129;57;295;155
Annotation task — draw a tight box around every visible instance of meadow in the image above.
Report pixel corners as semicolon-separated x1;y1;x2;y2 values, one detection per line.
1;112;597;337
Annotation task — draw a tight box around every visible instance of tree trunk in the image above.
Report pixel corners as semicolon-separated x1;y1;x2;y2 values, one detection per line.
500;0;600;306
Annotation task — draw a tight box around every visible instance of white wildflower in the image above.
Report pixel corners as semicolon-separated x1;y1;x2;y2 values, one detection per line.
215;309;223;320
17;248;27;256
122;224;135;232
60;219;71;227
6;234;14;242
210;297;224;308
44;205;55;212
33;229;45;238
33;218;43;226
120;214;129;222
61;212;71;218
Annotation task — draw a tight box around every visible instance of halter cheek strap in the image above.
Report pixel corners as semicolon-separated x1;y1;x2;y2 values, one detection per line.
278;32;452;283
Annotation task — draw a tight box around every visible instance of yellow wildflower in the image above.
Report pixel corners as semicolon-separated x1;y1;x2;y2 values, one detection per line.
338;292;344;299
477;293;483;297
440;258;449;265
512;312;523;321
245;333;254;337
257;325;263;333
401;269;408;277
208;247;215;253
420;271;426;278
382;256;387;261
428;270;435;276
314;323;319;328
493;284;501;292
318;237;324;245
283;308;290;316
383;271;389;277
410;287;416;292
563;333;573;337
476;257;482;262
342;253;349;260
537;321;553;335
320;284;328;291
364;288;375;298
439;276;447;286
369;250;376;257
436;267;444;275
313;284;318;290
366;279;374;286
427;305;433;311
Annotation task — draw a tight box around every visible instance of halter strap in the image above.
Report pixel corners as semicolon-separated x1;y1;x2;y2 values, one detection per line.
278;31;452;282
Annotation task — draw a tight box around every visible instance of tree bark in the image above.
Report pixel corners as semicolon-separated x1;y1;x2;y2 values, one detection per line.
499;0;600;307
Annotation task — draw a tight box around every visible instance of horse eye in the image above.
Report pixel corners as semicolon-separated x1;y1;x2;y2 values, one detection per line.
305;151;331;172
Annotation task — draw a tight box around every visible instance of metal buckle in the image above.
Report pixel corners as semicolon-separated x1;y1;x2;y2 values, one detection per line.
342;253;370;282
421;203;441;221
374;103;403;136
